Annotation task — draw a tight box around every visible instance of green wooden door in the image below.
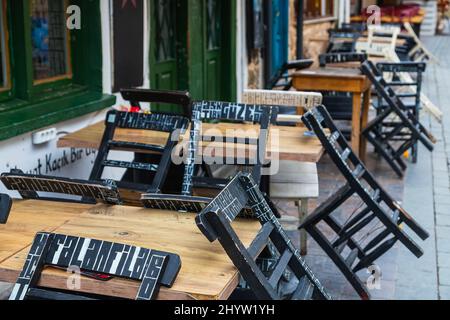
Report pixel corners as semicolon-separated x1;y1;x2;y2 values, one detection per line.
150;0;187;112
189;0;236;101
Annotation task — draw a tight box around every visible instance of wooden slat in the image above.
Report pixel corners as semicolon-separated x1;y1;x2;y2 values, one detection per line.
0;202;261;300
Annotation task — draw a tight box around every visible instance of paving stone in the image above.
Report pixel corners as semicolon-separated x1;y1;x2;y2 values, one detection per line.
434;187;450;196
436;203;450;215
440;286;450;300
437;214;450;227
0;282;12;300
434;196;450;206
437;226;450;239
439;268;450;286
438;252;450;268
437;237;450;253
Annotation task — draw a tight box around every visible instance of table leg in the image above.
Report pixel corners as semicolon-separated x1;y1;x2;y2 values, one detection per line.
360;88;371;163
351;93;362;158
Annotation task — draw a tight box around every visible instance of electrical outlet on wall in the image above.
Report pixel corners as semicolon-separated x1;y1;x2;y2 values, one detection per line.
32;128;57;145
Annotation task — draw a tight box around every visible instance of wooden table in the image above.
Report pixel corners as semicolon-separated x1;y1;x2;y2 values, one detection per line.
292;67;371;162
58;121;326;163
0;200;260;300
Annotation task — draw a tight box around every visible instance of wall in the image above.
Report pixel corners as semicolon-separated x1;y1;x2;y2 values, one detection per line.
303;21;335;65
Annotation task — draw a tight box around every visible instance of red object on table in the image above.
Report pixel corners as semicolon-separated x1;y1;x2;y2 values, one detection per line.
361;4;421;19
129;106;140;113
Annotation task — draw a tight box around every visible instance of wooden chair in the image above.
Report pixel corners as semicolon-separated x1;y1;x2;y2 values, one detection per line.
90;89;191;195
9;232;181;300
374;62;426;163
181;101;279;197
361;61;435;177
196;172;331;300
0;171;122;223
300;105;429;299
242;89;323;254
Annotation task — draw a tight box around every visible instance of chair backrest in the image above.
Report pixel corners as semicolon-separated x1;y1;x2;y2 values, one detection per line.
327;29;360;53
376;62;426;111
367;24;401;49
9;232;181;300
121;88;192;117
196;172;331;300
181;101;279;196
89;110;189;193
268;59;314;90
242;89;323;111
361;60;435;149
0;171;122;223
319;52;368;67
301;105;429;268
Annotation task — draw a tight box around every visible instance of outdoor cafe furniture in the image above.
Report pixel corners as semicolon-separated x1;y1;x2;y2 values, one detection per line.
292;66;372;162
299;105;430;300
361;61;436;177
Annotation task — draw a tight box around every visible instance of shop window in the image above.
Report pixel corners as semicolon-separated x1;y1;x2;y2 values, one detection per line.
0;0;10;91
31;0;72;83
304;0;335;20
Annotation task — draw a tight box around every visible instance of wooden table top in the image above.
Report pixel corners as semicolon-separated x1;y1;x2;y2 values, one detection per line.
58;121;325;163
0;200;261;300
293;67;371;93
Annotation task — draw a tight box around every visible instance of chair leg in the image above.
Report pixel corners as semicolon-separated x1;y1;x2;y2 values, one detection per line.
299;198;309;256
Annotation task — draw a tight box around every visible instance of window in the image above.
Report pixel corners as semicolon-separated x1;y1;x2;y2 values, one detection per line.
0;0;115;141
304;0;335;20
31;0;72;83
0;0;10;92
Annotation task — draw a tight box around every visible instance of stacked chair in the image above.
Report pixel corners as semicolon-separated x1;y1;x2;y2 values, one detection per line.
180;100;278;197
196;172;331;300
361;61;436;177
373;61;426;163
327;28;361;53
299;105;430;299
8;232;181;300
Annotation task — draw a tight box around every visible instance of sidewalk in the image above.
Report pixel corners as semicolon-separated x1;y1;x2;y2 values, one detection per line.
398;33;450;300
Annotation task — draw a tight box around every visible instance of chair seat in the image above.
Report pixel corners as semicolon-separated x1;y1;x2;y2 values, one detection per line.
270;161;319;199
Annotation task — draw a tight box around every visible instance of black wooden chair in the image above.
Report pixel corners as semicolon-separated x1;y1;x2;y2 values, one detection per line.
374;62;426;163
299;105;429;299
121;88;192;117
0;171;123;223
181;101;279;197
267;59;313;90
9;232;181;300
318;52;368;139
90;89;191;195
327;29;361;53
361;60;435;177
89;109;189;195
196;172;331;300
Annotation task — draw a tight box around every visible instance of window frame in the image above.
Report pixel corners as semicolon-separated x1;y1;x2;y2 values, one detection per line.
303;0;336;21
0;0;12;101
0;0;116;141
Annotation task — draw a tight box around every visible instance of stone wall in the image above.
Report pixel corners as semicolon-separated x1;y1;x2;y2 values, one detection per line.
303;21;335;66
